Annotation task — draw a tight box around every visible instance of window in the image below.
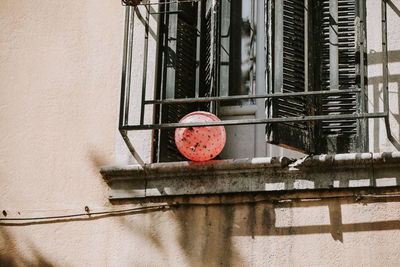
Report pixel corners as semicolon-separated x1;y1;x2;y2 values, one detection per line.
154;0;265;162
151;0;367;162
118;0;394;165
105;0;399;199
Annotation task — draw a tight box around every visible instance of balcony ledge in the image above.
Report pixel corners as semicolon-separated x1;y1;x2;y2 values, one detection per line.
100;152;400;199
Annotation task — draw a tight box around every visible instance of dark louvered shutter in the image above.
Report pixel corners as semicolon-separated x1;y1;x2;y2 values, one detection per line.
268;0;366;154
267;0;313;153
314;0;367;153
156;1;199;162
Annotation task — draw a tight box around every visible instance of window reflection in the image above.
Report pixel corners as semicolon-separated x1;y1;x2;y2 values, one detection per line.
219;0;256;104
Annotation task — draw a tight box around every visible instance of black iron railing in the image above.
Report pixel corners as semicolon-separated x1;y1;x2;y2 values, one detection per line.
118;0;398;164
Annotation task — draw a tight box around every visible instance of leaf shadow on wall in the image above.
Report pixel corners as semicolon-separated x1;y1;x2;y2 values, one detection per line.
109;188;400;267
0;229;55;267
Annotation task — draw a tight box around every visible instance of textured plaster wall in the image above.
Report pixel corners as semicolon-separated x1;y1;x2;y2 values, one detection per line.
0;0;123;265
1;0;400;266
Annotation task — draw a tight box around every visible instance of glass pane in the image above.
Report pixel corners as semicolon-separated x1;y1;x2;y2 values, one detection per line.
219;0;256;104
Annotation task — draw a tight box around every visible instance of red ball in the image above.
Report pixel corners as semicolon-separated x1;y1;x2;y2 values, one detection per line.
175;111;226;162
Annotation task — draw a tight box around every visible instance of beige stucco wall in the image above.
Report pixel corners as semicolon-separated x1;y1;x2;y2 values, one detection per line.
1;0;400;266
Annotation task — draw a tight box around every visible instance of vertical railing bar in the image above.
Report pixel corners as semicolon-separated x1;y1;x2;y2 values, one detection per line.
274;0;283;93
119;6;131;129
140;5;150;125
329;0;339;91
266;0;273;120
156;0;170;162
195;0;202;99
359;0;365;107
255;0;267;157
304;0;308;92
124;6;135;126
210;0;220;115
381;0;400;150
358;0;368;151
249;0;255;97
382;0;389;114
306;0;315;153
119;7;146;165
266;0;272;94
207;0;217;114
214;0;222;116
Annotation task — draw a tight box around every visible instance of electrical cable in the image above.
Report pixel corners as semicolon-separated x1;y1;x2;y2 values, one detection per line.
0;205;169;221
1;193;400;223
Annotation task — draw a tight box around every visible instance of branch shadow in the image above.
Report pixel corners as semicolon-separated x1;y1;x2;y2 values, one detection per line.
110;188;400;261
0;229;55;267
111;195;244;267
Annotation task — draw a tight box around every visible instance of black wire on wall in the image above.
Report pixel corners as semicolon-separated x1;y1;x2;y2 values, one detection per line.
1;193;400;224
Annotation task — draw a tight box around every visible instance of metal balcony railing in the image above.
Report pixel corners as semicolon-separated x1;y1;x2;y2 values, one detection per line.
118;0;398;165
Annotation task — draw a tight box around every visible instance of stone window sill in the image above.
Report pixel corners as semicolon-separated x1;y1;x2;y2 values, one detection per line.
100;152;400;199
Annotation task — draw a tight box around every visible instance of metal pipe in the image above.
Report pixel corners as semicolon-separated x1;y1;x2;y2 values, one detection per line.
121;112;388;130
144;89;361;104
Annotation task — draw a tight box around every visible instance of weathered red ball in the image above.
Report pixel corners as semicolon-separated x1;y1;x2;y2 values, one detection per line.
175;111;226;162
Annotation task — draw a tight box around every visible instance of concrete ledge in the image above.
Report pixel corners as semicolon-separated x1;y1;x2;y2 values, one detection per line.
101;157;292;179
300;152;400;167
100;152;400;199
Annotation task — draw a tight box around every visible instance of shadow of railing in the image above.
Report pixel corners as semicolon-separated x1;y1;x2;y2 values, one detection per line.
388;0;400;17
368;50;400;151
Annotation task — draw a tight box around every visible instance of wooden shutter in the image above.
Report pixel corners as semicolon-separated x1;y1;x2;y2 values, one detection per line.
268;0;366;154
313;0;367;153
155;1;199;162
267;0;313;153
